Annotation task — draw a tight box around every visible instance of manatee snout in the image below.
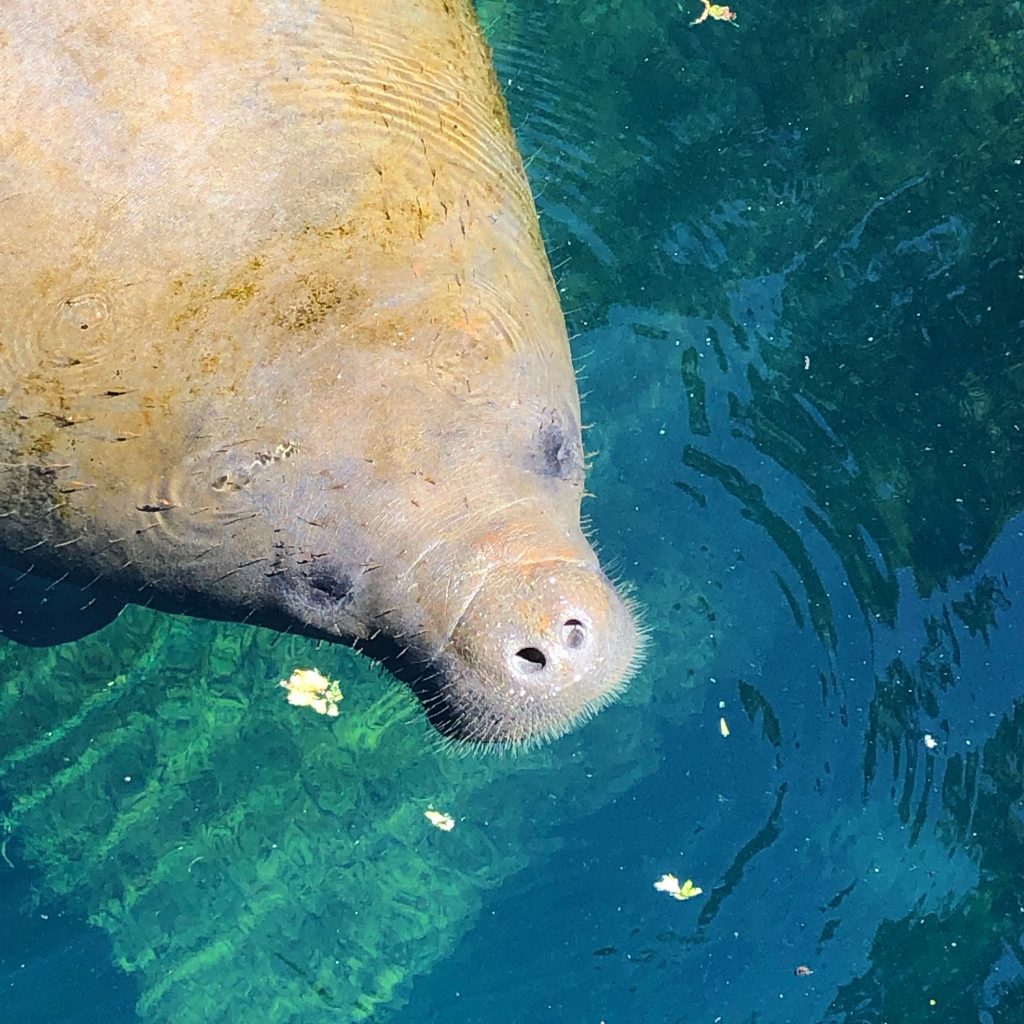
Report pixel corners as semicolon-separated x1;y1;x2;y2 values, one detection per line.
426;559;641;747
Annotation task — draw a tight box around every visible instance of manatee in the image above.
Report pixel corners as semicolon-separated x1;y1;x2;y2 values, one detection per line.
0;0;641;746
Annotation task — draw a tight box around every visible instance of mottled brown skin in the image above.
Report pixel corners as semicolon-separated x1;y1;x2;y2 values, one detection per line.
0;1;641;745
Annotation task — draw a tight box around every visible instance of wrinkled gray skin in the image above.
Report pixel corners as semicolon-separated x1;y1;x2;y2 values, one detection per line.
0;0;641;746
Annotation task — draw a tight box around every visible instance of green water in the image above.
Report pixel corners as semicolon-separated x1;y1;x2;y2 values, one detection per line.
3;0;1024;1021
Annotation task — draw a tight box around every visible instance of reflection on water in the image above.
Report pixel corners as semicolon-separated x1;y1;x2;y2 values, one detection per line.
4;0;1024;1021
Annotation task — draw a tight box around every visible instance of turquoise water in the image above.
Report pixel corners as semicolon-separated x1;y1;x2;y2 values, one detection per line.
4;1;1024;1021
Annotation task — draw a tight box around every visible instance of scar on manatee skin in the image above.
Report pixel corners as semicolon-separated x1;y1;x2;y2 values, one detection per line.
211;470;251;492
211;441;299;492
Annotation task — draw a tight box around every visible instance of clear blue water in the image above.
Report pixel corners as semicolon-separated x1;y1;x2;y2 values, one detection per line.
4;1;1024;1022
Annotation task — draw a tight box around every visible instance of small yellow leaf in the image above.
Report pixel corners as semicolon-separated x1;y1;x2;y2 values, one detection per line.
654;873;703;901
676;879;703;900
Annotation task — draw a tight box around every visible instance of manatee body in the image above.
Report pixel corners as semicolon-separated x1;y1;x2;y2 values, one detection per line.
0;1;640;745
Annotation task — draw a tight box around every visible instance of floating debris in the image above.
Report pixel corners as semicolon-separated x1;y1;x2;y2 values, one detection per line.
688;0;738;25
924;733;938;749
279;668;343;717
425;808;456;832
654;873;703;901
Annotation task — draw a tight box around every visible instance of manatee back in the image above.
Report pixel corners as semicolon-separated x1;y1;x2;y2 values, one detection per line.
0;1;577;602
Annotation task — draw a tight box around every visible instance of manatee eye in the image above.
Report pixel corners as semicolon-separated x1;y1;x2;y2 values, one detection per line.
514;646;547;673
526;410;583;483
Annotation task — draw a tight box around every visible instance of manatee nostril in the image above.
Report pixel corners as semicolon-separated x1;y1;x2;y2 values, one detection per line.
562;618;586;650
514;646;547;673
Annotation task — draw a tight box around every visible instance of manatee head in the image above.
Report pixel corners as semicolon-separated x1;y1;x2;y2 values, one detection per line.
255;380;646;749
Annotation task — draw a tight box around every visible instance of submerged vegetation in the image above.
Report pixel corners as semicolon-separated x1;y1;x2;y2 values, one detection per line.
0;583;710;1021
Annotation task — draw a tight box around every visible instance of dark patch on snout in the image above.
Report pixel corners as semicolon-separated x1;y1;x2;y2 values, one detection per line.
525;409;584;484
